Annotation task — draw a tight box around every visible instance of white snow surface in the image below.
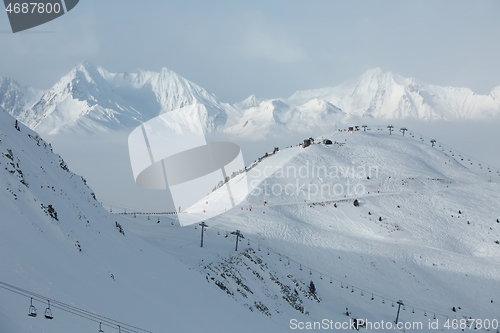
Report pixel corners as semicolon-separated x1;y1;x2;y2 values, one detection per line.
1;108;500;332
184;129;500;330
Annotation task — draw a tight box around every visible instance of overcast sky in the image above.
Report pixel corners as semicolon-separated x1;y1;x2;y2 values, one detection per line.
1;0;500;103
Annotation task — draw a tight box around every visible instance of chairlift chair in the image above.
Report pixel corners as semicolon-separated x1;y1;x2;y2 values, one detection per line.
28;298;37;317
44;300;53;319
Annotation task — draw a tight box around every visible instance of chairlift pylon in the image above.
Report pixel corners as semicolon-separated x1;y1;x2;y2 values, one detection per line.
44;300;53;319
98;321;104;333
28;297;37;317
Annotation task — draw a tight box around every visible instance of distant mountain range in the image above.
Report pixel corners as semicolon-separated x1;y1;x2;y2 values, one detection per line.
1;62;500;137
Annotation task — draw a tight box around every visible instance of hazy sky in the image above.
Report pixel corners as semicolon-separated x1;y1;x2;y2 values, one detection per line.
1;0;500;102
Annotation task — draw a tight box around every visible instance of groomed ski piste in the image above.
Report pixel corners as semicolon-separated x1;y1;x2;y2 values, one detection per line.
1;105;499;333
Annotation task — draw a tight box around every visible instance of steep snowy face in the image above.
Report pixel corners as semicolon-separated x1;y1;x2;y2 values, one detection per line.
19;61;144;134
16;61;230;135
288;68;500;120
0;77;43;118
0;105;110;247
490;86;500;104
99;66;229;132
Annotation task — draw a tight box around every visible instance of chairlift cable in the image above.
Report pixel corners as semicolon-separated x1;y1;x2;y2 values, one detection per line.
0;281;151;333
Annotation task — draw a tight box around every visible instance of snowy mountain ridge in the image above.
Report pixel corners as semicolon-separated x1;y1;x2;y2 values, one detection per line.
1;63;500;137
18;61;146;134
287;68;500;120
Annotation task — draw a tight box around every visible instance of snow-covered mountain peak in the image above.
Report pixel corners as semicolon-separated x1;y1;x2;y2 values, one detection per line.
286;68;500;121
11;62;232;134
97;65;230;130
73;60;101;81
16;61;144;134
5;64;500;137
234;94;261;109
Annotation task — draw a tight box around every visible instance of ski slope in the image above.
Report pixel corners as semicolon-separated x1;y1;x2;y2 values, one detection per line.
2;104;500;332
179;128;500;331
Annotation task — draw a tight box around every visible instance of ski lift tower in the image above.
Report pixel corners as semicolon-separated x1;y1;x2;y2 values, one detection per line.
387;125;394;135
